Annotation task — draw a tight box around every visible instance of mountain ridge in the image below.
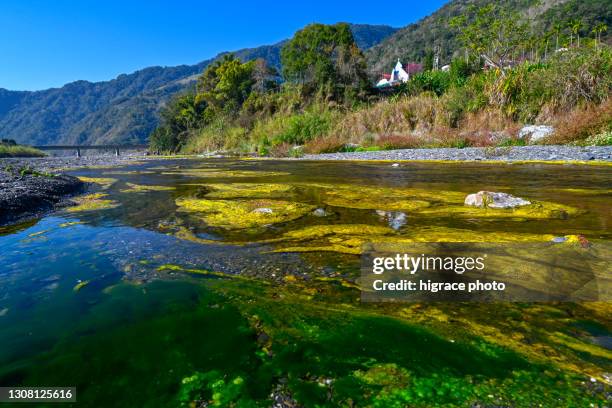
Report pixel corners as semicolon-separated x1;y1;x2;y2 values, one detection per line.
0;24;397;146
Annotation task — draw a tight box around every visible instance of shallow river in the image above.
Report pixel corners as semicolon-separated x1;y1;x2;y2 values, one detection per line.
0;159;610;407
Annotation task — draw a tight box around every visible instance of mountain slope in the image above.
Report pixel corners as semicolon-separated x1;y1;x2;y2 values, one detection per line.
365;0;611;74
0;24;397;146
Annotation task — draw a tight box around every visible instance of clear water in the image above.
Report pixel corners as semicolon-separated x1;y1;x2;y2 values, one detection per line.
0;159;610;407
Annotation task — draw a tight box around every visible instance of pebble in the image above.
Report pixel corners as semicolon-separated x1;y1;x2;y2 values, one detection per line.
301;146;612;162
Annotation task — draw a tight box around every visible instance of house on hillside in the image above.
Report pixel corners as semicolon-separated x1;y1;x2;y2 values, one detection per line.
376;59;423;87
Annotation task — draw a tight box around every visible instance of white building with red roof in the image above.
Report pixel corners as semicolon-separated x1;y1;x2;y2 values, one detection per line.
376;59;423;88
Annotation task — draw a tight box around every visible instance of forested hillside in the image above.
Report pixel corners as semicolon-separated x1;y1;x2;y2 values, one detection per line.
365;0;611;74
0;24;396;146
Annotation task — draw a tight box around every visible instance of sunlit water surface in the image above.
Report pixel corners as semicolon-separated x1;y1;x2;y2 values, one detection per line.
0;159;610;407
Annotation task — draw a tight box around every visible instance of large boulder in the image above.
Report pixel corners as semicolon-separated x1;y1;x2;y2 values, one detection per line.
464;191;531;209
518;125;554;143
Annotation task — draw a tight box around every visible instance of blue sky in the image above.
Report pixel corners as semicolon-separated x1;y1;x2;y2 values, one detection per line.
1;0;447;91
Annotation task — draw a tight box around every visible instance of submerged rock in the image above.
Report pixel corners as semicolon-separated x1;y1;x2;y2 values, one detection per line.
252;207;274;214
464;191;531;209
376;210;407;230
312;208;329;217
518;125;554;143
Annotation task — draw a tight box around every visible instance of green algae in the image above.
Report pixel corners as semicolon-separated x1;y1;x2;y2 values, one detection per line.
191;278;609;407
77;176;117;189
66;193;120;213
175;197;314;229
119;182;175;193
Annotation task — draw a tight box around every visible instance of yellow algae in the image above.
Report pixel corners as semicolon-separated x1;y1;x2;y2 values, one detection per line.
59;221;84;228
419;200;581;220
170;227;245;246
295;182;465;211
28;229;49;237
204;183;294;199
554;188;612;195
175;197;314;229
119;182;175;193
77;176;117;189
161;168;289;178
73;280;89;291
67;193;120;213
266;224;556;255
549;332;612;360
157;264;254;281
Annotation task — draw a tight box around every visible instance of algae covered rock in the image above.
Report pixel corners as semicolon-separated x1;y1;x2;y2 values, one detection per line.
465;191;531;209
175;197;314;229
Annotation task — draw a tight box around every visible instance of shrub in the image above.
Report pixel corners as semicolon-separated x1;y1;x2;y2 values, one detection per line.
275;110;335;145
583;130;612;146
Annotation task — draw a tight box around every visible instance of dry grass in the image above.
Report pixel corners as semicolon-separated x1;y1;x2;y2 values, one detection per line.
547;99;612;144
304;135;348;154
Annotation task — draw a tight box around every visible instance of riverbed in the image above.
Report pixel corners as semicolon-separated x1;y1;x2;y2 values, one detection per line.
0;158;610;407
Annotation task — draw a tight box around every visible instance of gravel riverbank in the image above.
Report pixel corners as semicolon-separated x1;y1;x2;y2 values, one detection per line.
0;155;145;225
301;145;612;162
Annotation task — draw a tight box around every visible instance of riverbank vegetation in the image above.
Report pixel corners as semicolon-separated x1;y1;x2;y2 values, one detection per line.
0;139;45;158
149;5;611;156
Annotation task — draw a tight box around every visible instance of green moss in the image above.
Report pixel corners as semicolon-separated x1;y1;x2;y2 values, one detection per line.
175;197;314;229
67;193;120;213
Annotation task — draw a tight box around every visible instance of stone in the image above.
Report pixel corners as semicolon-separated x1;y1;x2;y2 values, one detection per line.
252;207;274;214
391;163;400;167
518;125;554;143
376;210;407;230
464;191;531;209
312;208;329;217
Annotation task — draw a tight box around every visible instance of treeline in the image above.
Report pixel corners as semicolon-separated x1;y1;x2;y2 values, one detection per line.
149;5;611;155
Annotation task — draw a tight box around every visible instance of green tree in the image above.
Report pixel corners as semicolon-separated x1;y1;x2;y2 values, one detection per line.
149;92;206;152
592;22;608;46
281;23;369;101
450;4;531;73
197;54;256;115
567;19;584;46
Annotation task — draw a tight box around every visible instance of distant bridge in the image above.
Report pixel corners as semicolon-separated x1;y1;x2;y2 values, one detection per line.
32;144;149;157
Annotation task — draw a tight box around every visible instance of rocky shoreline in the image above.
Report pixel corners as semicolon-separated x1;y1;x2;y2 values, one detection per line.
0;155;143;226
0;168;84;225
301;145;612;162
